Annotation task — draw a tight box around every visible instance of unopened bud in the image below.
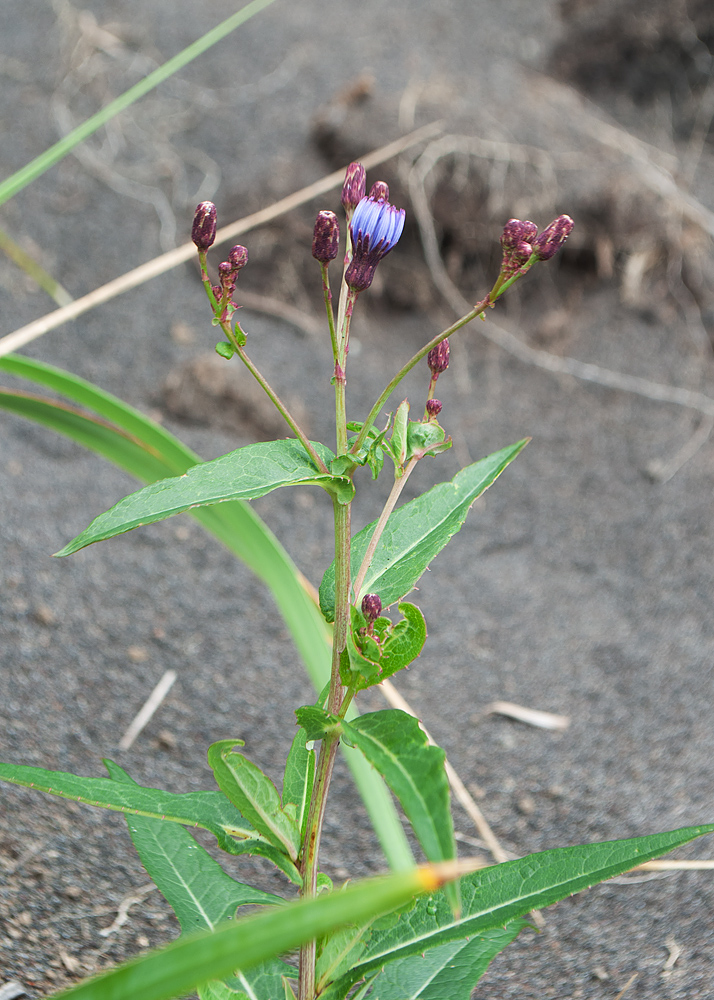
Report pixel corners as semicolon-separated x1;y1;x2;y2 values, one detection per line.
192;201;217;251
312;210;340;265
426;399;442;419
212;284;222;300
341;162;367;213
361;593;382;623
532;214;574;261
427;339;450;376
500;218;537;275
228;245;249;270
369;181;389;202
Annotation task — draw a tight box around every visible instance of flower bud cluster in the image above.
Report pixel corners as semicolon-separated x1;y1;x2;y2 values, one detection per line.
500;215;574;278
218;245;248;299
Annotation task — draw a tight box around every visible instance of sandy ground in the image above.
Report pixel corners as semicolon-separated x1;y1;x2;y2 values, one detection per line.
2;1;714;997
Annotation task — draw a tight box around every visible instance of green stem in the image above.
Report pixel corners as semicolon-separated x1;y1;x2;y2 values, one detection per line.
217;320;329;474
320;263;339;363
351;298;490;456
197;250;219;313
352;455;419;602
298;495;351;1000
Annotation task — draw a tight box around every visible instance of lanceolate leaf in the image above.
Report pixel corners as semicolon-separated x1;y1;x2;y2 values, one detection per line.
319;440;528;621
368;922;526;1000
0;760;299;882
209;741;301;861
55;439;351;557
106;762;294;1000
282;729;315;840
320;823;714;1000
104;761;283;932
342;711;455;867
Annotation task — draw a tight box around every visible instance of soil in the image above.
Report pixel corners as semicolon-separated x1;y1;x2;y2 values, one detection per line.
2;1;714;998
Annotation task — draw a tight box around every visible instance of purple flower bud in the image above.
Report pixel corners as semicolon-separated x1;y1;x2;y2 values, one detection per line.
500;218;537;275
192;201;217;251
532;215;574;261
361;593;382;623
212;284;222;300
426;398;442;419
311;210;340;265
345;195;406;292
341;162;367;213
427;339;450;375
228;245;249;270
369;181;389;202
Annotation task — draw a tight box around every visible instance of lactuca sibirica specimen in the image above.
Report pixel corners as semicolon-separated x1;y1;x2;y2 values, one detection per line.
1;159;710;1000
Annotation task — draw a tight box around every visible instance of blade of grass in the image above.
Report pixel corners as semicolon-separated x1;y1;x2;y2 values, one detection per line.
0;0;279;209
0;227;73;306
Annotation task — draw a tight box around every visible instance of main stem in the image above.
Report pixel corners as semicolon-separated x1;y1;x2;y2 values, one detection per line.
298;495;351;1000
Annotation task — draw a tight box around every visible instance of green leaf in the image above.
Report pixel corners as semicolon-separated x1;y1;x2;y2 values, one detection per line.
368;922;525;1000
208;741;301;861
321;824;714;999
342;711;455;868
282;729;315;840
346;603;427;691
54;439;349;556
294;707;341;743
320;440;528;621
0;759;299;882
104;761;283;934
405;420;450;461
52;866;448;1000
0;355;414;873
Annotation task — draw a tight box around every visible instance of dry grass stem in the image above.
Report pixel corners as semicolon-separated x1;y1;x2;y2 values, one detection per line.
98;883;157;938
487;701;570;731
118;669;177;751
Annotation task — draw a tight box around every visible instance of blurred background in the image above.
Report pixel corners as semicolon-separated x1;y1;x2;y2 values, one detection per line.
1;1;714;997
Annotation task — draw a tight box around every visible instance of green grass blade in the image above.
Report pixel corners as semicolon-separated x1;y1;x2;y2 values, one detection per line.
54;867;444;1000
0;0;279;208
0;227;73;306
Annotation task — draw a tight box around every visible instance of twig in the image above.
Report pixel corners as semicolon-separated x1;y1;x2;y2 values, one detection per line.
613;972;638;1000
0;122;442;359
487;701;570;731
98;883;157;937
662;935;682;974
119;670;177;750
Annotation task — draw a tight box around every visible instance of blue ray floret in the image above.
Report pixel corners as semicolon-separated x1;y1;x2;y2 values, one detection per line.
345;194;406;292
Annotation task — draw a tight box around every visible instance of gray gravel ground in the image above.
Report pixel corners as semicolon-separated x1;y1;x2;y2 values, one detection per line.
2;1;714;998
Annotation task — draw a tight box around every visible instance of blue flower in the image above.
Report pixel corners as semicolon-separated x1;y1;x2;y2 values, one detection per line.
345;195;406;292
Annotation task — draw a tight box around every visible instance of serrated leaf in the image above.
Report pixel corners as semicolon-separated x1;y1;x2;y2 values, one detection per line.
369;922;525;1000
282;729;315;840
319;440;528;621
209;741;301;861
104;761;282;934
342;711;455;868
321;823;714;999
54;439;352;556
